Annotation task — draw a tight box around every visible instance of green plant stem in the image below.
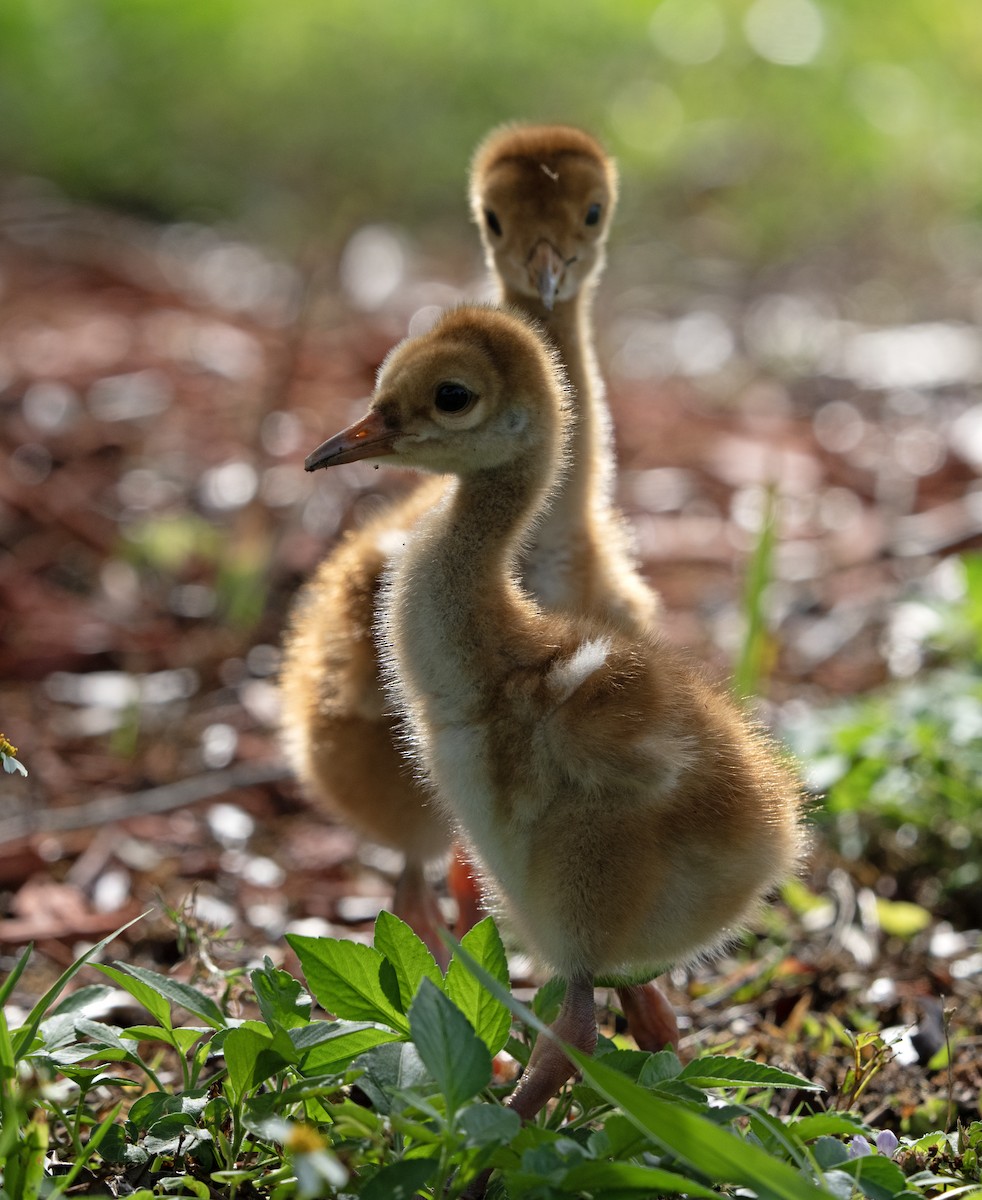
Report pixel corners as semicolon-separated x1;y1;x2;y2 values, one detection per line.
735;484;777;700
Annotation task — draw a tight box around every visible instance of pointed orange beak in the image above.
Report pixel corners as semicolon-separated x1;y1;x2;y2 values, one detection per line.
528;240;566;311
304;410;399;471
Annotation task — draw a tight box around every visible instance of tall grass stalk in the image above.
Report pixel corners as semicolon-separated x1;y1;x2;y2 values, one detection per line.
735;485;778;701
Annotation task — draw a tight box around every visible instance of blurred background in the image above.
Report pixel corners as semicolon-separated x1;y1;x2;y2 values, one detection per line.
1;0;981;1052
3;0;982;266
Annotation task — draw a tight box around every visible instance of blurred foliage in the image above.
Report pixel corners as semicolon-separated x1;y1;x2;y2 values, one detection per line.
788;556;982;920
2;0;982;262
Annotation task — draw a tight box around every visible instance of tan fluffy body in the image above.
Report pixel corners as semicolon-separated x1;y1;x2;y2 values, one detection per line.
306;304;805;1116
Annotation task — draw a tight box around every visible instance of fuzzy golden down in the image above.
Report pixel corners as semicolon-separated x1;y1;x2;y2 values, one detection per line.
279;124;656;956
304;304;805;1120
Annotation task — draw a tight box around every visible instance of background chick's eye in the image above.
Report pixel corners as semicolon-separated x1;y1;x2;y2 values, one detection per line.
585;203;601;227
434;382;476;413
484;209;502;236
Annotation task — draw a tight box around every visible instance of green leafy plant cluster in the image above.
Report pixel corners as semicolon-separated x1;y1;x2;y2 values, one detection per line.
2;913;979;1198
787;556;982;914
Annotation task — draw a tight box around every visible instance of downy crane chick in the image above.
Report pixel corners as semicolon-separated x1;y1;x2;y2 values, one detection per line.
280;124;655;960
304;305;805;1122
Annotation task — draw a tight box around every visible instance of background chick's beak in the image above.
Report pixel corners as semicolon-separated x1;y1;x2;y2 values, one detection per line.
305;410;398;471
528;240;565;310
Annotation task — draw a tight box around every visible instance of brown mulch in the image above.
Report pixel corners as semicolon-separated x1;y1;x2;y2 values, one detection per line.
1;191;981;1123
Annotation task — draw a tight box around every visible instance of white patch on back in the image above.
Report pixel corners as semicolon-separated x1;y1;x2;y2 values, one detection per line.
546;635;613;703
376;527;410;560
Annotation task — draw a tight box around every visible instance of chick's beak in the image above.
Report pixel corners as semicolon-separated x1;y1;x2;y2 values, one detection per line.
304;410;399;471
528;240;566;311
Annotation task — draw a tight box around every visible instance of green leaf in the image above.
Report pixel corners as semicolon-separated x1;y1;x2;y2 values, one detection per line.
95;964;172;1029
49;985;116;1017
301;1025;402;1074
407;978;492;1115
359;1159;437;1200
562;1160;719;1196
456;1102;522;1149
792;1114;869;1141
531;974;566;1024
355;1041;432;1115
122;1024;208;1054
568;1050;837;1200
286;933;408;1032
106;963;226;1029
445;917;511;1056
832;1154;910;1200
639;1048;684;1087
874;898;932;937
0;944;32;1009
678;1054;821;1091
223;1025;297;1100
154;1175;211;1198
373;910;443;1011
250;957;311;1030
47;1102;124;1199
10;913;148;1059
129;1092;174;1130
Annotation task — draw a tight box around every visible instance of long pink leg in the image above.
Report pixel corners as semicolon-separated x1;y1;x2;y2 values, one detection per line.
616;980;680;1053
507;975;597;1121
391;860;450;969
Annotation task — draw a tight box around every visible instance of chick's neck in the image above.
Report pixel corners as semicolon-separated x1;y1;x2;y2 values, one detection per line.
497;281;611;535
407;433;564;684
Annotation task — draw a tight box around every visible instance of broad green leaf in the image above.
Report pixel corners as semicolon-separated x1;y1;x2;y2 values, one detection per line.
445;917;511;1055
562;1160;719;1196
106;963;226;1029
122;1025;208;1054
639;1048;684;1087
147;1112;196;1139
49;985;115;1017
594;1047;660;1081
251;957;311;1030
456;1102;522;1149
290;1019;374;1052
832;1154;909;1200
223;1025;296;1100
152;1172;211;1197
874;898;932;937
568;1049;837;1200
129;1092;175;1130
74;1016;158;1056
287;934;408;1032
359;1158;437;1200
96;964;172;1029
678;1054;821;1091
373;910;443;1011
531;974;566;1024
301;1025;401;1074
408;977;491;1115
355;1041;432;1116
792;1114;869;1142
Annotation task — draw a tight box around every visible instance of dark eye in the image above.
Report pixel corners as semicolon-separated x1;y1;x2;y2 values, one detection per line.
585;203;602;227
434;382;476;414
484;209;502;237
